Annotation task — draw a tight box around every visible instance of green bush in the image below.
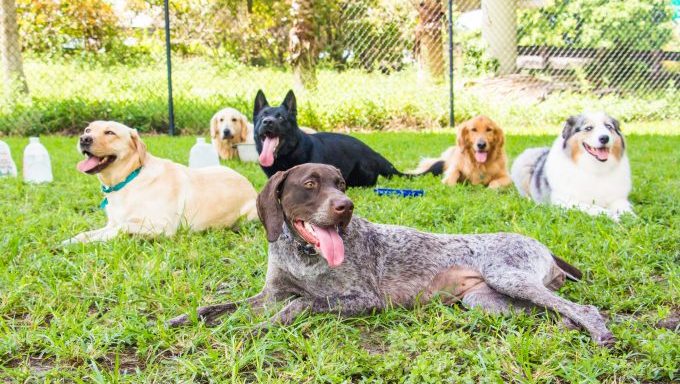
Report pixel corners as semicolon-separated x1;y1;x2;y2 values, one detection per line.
518;0;674;50
518;0;675;86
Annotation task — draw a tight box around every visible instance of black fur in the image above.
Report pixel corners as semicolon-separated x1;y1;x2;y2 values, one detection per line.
562;115;582;149
552;254;583;281
532;150;550;193
252;90;407;187
422;160;445;176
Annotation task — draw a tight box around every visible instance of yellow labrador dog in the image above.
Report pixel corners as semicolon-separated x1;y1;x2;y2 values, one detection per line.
63;121;258;244
210;107;317;160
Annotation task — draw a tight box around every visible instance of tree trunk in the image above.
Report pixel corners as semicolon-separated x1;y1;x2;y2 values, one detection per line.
289;0;317;89
0;0;28;98
415;0;445;80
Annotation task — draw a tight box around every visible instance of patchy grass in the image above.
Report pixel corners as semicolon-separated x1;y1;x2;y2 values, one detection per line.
0;126;678;382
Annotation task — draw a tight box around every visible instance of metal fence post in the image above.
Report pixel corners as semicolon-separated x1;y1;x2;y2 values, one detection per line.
163;0;176;136
447;0;454;128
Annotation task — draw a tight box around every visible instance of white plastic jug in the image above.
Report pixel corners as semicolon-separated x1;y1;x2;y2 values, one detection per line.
23;137;53;183
189;137;220;169
0;140;17;177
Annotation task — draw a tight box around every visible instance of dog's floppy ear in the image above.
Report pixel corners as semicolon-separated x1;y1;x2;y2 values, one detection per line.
254;90;269;121
490;118;505;147
562;115;580;140
257;170;290;242
238;114;249;142
610;116;621;133
282;90;297;116
456;121;469;148
210;114;219;139
130;128;147;165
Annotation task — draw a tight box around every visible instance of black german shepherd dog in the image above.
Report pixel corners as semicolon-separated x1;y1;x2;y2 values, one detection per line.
253;90;417;187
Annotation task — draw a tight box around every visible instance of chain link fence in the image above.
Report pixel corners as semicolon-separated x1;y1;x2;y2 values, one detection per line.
1;0;678;136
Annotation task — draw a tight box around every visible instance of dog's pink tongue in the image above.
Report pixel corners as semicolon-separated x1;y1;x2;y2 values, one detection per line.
312;224;345;267
77;156;100;173
595;148;609;161
259;136;279;167
474;151;488;163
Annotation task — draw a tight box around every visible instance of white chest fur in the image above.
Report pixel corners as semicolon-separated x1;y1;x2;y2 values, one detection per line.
545;138;631;208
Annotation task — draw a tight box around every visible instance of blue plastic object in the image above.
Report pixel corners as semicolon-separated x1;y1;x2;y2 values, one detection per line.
374;188;424;198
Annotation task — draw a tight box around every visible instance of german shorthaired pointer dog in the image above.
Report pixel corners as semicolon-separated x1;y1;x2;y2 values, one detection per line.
168;163;615;347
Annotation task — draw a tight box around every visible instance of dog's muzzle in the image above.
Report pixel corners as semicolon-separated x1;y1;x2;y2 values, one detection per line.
79;135;93;149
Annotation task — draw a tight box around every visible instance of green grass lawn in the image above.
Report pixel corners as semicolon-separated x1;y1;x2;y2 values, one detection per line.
1;127;678;382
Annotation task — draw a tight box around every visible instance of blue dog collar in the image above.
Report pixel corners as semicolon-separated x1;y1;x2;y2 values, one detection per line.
100;167;143;209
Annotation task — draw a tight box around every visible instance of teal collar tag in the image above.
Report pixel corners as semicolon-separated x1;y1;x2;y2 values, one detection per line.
100;167;143;209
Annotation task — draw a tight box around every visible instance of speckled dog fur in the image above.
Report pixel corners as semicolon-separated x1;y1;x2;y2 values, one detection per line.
168;164;615;347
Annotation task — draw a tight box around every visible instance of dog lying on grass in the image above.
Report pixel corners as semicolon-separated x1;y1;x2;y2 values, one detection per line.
253;90;424;187
168;163;615;347
511;112;633;220
411;115;512;188
210;107;316;160
63;121;257;244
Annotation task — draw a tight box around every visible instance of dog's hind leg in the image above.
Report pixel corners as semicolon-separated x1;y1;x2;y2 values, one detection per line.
484;272;615;347
241;199;258;221
461;284;579;329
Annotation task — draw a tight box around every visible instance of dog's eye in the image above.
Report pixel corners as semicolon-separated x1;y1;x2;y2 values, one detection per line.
605;123;613;130
337;180;346;191
584;126;593;132
85;128;91;133
471;128;477;132
231;118;237;122
304;180;316;189
219;118;224;122
105;130;115;135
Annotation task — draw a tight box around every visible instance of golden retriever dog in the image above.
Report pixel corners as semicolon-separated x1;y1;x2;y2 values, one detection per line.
210;107;254;160
411;115;511;188
210;107;317;160
63;121;258;244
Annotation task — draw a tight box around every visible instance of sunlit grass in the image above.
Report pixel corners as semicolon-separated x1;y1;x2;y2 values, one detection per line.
0;129;678;381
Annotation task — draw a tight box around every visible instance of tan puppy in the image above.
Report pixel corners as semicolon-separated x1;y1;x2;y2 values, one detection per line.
412;115;511;188
64;121;258;244
211;107;317;160
210;107;254;160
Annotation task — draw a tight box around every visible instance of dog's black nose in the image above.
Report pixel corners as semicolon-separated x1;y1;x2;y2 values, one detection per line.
223;129;233;139
80;135;93;146
262;116;276;126
332;198;354;215
476;141;487;150
598;135;610;144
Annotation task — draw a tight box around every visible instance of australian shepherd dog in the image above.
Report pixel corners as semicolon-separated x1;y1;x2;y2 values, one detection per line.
511;112;633;220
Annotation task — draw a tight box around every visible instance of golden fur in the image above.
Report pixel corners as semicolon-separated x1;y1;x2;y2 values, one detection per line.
210;108;253;160
210;107;317;160
64;121;258;244
412;115;511;188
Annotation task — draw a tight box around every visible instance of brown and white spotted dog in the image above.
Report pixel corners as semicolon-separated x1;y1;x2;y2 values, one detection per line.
169;163;615;347
511;112;633;221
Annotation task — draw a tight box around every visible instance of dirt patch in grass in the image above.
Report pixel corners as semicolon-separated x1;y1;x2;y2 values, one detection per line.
95;348;146;375
5;355;56;375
